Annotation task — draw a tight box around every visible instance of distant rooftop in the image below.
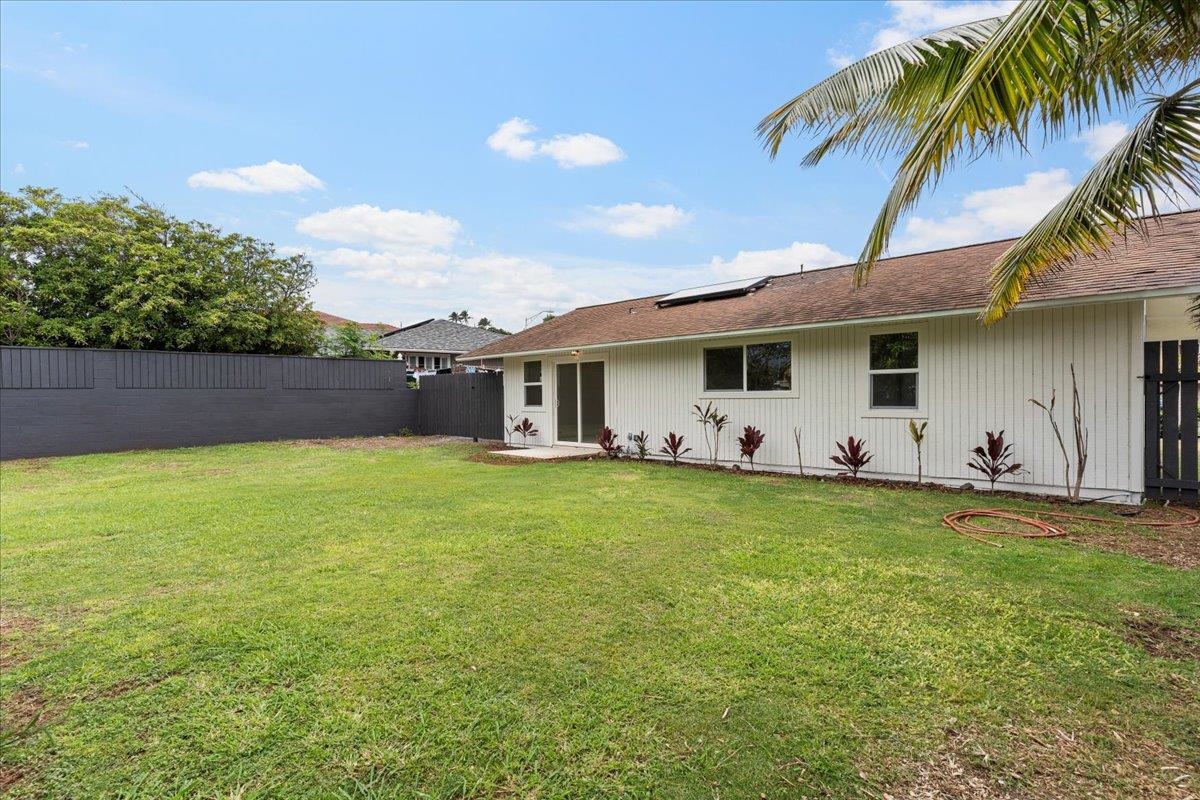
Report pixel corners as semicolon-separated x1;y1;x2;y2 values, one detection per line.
314;310;396;334
374;318;507;354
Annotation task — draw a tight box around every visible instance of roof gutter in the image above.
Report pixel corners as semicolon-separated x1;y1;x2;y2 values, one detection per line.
458;286;1199;361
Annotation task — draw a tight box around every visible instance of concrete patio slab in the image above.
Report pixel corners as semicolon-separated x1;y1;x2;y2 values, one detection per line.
490;445;596;460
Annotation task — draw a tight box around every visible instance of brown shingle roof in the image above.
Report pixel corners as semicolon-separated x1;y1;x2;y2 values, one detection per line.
462;211;1200;359
314;311;396;333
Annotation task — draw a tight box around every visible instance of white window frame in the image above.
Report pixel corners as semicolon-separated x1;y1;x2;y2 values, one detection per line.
862;326;926;418
699;336;798;398
522;359;544;409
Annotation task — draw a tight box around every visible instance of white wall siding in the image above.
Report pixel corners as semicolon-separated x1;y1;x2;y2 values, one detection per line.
505;301;1146;499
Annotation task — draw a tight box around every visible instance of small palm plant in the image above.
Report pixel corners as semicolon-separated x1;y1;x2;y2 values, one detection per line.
831;436;873;478
908;419;928;484
659;432;692;465
967;430;1023;489
512;417;538;448
737;425;766;471
692;402;731;465
631;431;650;461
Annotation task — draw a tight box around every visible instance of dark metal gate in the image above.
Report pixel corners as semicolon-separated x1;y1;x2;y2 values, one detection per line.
416;371;504;440
1144;339;1200;501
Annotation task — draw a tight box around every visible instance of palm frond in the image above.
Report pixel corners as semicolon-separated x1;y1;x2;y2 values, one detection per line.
756;18;1002;161
983;79;1200;322
852;0;1199;284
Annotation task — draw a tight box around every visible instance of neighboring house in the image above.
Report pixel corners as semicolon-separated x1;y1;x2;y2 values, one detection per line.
460;210;1200;502
373;318;506;372
315;311;396;339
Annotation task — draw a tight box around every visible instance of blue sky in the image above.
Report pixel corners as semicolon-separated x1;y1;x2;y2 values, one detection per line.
0;1;1142;330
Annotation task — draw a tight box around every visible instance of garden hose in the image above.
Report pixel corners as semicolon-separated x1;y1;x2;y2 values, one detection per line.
942;505;1200;547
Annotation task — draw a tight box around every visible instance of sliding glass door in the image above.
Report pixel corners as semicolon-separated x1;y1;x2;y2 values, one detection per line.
555;361;605;444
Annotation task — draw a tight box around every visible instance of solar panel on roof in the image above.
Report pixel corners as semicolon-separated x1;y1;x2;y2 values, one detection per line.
655;276;770;307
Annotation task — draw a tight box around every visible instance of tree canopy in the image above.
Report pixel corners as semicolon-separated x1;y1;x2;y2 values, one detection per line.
1;187;322;354
319;321;392;359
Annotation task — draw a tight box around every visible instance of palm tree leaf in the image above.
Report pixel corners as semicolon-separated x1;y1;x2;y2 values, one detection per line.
757;18;1003;163
983;79;1200;321
856;0;1200;285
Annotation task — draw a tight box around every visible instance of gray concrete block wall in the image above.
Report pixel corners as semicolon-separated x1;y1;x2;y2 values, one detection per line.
1;347;419;459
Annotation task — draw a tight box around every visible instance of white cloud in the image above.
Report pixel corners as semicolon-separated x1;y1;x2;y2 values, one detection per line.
309;249;603;333
486;117;625;169
455;254;600;324
63;139;89;149
317;247;452;289
710;242;851;280
1075;121;1129;161
13;163;25;175
538;133;626;169
870;1;1018;51
486;118;540;160
295;204;461;250
826;49;855;69
569;203;691;238
893;168;1074;252
187;160;325;194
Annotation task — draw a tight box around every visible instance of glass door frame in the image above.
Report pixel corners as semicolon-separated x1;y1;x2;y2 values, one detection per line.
552;355;606;447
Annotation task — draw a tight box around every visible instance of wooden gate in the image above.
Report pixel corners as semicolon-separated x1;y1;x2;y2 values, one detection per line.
1144;339;1200;501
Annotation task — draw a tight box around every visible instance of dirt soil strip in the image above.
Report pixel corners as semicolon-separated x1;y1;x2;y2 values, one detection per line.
288;435;495;451
876;723;1196;800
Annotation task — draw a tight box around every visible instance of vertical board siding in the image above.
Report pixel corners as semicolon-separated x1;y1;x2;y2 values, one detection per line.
1;347;94;389
503;302;1147;497
114;351;268;389
282;357;403;390
417;372;504;439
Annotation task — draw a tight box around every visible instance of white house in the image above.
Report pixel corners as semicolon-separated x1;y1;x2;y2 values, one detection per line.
460;211;1200;502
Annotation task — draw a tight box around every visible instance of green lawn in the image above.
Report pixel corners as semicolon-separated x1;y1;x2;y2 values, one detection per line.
2;440;1197;799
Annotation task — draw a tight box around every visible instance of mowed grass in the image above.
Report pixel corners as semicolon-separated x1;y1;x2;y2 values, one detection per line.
1;440;1197;799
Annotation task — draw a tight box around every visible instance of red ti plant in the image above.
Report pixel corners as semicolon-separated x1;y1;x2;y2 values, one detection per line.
967;430;1023;489
597;426;624;458
737;425;766;471
831;436;872;478
513;417;538;448
659;432;692;465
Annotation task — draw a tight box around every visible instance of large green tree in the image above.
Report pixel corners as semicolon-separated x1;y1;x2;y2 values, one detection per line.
318;321;392;359
0;187;323;353
759;0;1200;322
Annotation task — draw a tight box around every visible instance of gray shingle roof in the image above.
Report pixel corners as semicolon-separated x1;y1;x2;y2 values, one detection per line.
373;319;507;354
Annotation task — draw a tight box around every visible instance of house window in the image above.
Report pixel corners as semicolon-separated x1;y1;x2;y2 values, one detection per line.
433;356;443;370
417;355;427;370
703;341;791;392
523;360;543;407
868;332;918;408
